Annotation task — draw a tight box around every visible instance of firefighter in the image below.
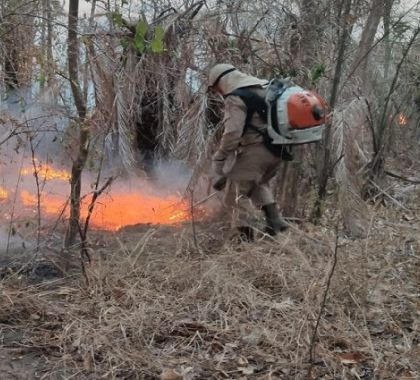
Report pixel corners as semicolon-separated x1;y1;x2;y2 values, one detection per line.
208;63;288;240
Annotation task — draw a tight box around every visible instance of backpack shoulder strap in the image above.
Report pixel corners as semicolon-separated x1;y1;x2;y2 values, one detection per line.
224;87;294;160
224;87;268;125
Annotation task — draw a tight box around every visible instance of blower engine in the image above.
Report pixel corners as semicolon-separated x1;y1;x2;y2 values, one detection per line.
266;80;327;145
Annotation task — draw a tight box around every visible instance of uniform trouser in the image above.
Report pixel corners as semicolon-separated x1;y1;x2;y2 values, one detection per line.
223;144;282;228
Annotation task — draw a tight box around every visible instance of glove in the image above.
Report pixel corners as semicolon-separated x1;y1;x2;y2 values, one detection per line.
212;175;227;191
211;159;225;177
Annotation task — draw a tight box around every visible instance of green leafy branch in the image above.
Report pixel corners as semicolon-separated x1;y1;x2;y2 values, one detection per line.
110;12;166;54
134;21;165;54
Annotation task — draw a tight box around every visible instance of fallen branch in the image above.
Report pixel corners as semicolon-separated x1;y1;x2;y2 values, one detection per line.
382;221;419;230
385;170;420;184
369;179;411;211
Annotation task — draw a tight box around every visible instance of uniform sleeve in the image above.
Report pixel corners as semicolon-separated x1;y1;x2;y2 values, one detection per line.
212;96;247;162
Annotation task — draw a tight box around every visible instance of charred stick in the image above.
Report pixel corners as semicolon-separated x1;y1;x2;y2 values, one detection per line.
190;190;201;255
28;134;42;255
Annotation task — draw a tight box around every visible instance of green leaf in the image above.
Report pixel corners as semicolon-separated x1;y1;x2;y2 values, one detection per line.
120;36;129;49
38;73;46;86
310;63;326;84
151;39;164;53
135;36;145;53
151;25;165;53
137;20;148;38
155;25;165;38
135;20;148;53
111;12;123;27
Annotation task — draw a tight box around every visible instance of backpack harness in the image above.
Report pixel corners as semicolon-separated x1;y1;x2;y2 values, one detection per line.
224;80;326;160
225;86;294;161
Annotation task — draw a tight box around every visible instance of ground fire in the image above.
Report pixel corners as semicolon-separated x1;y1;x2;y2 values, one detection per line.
0;162;195;231
20;159;71;181
0;185;9;200
398;113;407;126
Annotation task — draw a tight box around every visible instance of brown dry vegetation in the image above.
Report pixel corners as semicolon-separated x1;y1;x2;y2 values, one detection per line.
1;1;420;379
1;180;419;379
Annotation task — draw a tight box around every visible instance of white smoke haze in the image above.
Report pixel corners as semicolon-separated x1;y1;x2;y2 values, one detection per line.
0;87;206;237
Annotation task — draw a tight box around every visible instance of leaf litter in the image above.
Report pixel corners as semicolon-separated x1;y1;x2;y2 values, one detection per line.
0;185;419;379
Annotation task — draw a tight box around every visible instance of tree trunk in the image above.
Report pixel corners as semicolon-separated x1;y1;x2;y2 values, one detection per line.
383;0;394;80
276;0;323;216
313;0;352;220
297;0;321;82
46;0;53;85
65;0;89;248
1;0;35;89
278;154;303;216
349;0;384;82
364;26;420;198
373;27;420;175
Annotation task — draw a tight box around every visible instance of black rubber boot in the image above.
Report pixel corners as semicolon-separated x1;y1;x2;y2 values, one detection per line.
262;203;288;236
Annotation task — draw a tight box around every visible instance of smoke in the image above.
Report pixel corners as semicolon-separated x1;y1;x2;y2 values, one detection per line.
0;87;210;232
0;86;70;165
147;159;192;194
0;225;30;264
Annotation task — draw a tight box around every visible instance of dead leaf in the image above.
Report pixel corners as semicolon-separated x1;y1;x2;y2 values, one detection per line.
160;369;183;380
237;356;248;366
83;352;93;371
242;328;264;345
396;370;417;379
337;352;364;364
240;365;256;375
210;340;224;352
271;299;294;311
57;287;76;295
111;287;126;300
402;214;414;221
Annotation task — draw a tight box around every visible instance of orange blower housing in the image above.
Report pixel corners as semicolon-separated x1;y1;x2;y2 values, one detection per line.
267;85;327;145
286;91;326;129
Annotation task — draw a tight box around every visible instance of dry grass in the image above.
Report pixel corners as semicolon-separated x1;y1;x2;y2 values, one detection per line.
1;193;419;379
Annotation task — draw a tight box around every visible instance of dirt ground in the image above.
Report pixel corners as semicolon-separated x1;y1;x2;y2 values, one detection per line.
0;180;419;379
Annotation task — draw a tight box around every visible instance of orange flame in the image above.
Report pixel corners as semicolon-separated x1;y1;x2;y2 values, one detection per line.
18;189;193;231
80;192;190;230
398;113;407;126
20;160;71;181
0;186;9;200
3;162;201;230
21;190;67;215
19;190;191;230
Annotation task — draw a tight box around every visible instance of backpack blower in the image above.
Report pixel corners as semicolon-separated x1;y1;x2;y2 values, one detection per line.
265;78;327;145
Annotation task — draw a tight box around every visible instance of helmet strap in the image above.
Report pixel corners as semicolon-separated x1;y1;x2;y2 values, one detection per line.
210;68;236;89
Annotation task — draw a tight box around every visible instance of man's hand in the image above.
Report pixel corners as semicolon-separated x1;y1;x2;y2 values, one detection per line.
212;175;227;191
